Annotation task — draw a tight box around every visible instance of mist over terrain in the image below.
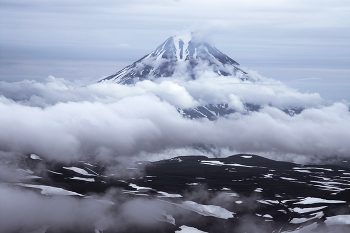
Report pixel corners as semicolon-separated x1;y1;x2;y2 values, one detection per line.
1;66;349;165
1;1;350;232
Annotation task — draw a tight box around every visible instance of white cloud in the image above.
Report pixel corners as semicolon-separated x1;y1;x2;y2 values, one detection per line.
0;74;349;164
136;80;199;108
228;94;245;112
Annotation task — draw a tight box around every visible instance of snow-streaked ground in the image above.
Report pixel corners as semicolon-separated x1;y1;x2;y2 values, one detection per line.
63;167;96;176
16;183;84;196
175;225;208;233
290;206;327;214
157;191;182;198
295;197;346;205
69;177;95;182
290;211;324;224
30;154;42;160
179;201;234;219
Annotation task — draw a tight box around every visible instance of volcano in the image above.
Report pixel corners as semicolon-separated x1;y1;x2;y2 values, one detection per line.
98;33;255;85
98;34;267;120
98;34;303;119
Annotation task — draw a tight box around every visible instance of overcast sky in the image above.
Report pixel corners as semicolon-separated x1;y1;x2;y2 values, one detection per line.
0;0;349;101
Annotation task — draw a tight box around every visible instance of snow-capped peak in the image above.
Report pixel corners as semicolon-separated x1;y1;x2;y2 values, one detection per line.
99;34;253;84
173;33;192;62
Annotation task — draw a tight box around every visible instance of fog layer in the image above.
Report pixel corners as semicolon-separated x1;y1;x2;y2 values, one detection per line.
0;73;349;164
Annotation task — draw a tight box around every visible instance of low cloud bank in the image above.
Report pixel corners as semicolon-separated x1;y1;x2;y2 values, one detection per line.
0;73;349;164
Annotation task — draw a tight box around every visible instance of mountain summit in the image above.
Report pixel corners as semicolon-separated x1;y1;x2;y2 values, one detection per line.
97;34;303;120
99;33;253;84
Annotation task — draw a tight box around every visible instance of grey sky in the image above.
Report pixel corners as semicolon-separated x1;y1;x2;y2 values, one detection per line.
0;0;349;101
